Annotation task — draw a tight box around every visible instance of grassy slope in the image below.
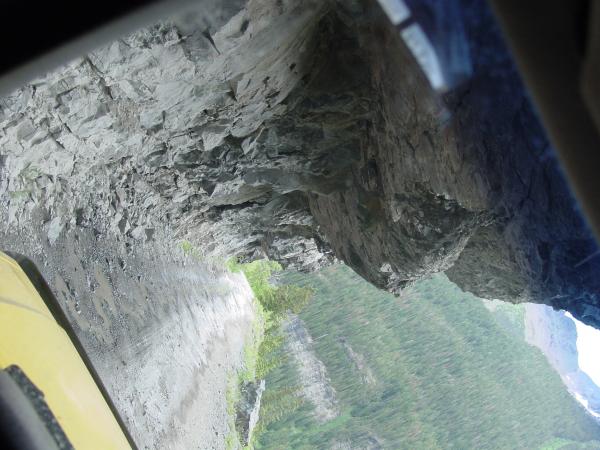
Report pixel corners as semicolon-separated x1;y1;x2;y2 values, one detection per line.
257;265;600;450
224;259;313;449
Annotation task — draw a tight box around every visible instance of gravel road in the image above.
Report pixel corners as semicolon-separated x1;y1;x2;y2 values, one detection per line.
1;207;255;449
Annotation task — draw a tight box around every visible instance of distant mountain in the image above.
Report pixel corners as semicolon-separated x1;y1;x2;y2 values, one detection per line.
256;266;600;449
524;303;579;373
524;303;600;418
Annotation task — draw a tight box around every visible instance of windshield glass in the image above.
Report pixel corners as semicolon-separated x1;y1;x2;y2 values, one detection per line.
1;0;599;449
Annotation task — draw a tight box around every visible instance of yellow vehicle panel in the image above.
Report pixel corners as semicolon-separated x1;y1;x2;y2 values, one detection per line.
0;251;131;449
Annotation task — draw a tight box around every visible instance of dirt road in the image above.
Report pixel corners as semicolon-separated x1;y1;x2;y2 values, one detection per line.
1;215;254;449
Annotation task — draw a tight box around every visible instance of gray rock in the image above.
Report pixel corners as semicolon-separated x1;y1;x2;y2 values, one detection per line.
1;0;600;328
46;216;63;246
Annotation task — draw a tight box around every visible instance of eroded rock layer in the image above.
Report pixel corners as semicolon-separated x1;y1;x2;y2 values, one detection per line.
1;0;600;326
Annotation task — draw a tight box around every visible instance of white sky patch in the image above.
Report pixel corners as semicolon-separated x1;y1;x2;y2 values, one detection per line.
566;312;600;387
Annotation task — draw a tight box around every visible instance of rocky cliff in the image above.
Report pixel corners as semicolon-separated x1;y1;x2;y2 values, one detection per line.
1;0;600;326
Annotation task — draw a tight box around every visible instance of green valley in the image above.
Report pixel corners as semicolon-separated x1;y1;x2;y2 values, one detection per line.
256;266;600;450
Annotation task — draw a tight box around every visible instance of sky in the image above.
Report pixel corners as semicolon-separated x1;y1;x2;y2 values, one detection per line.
566;312;600;388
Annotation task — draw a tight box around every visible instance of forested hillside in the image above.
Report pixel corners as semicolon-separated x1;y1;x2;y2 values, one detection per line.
256;266;600;450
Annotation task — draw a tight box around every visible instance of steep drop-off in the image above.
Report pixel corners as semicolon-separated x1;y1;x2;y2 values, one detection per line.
1;0;599;326
257;266;600;449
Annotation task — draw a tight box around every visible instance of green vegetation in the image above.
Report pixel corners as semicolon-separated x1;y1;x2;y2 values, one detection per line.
484;299;527;338
256;265;600;450
177;244;311;448
225;259;313;449
8;190;30;200
8;165;41;201
226;374;242;450
179;240;195;255
18;164;41;182
178;240;227;267
539;437;600;450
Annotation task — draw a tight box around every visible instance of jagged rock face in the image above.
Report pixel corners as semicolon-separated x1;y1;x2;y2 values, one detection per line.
305;1;598;327
311;0;600;328
0;0;338;272
1;0;600;326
